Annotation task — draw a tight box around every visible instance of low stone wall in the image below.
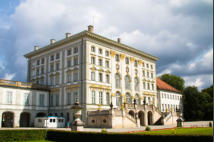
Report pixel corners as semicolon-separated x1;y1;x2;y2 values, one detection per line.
183;121;213;127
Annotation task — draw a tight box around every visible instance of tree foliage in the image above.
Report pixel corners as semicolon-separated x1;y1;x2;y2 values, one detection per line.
183;86;213;121
159;74;185;92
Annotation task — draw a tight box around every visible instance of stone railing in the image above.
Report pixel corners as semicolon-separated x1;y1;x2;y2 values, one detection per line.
0;79;49;90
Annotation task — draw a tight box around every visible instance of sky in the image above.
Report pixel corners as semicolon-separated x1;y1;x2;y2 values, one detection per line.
0;0;213;90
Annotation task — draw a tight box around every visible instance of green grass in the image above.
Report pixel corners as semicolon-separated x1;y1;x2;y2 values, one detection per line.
135;127;213;136
24;140;53;142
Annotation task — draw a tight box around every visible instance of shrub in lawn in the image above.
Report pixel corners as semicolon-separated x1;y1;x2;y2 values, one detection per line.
209;122;212;127
145;126;151;131
101;128;108;133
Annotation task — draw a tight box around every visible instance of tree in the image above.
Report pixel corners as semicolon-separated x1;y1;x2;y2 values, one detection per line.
159;74;185;92
202;84;213;98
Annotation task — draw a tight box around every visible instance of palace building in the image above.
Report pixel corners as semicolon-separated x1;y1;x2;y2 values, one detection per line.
0;25;182;128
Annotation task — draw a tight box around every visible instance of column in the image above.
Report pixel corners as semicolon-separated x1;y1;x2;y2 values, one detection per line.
0;111;2;128
14;111;21;127
144;111;148;126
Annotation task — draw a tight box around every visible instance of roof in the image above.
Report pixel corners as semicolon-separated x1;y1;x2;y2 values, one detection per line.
24;30;159;61
156;77;181;93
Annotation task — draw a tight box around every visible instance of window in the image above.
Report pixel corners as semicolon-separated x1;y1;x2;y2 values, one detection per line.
152;84;154;90
147;83;150;90
55;74;59;85
99;92;103;104
50;76;54;85
56;94;59;106
39;94;45;106
40;78;44;84
67;59;71;67
98;59;102;66
37;60;40;65
67;49;71;56
146;64;149;68
134;77;139;91
91;57;95;64
74;57;78;66
105;60;109;68
36;68;39;75
115;74;121;88
50;94;54;106
115;54;120;62
142;70;145;77
125;75;131;90
105;51;109;56
50;64;54;72
67;92;71;105
41;67;44;74
74;92;78;103
116;92;122;106
147;72;149;78
126;93;131;104
91;72;95;81
151;65;153;69
125;57;129;64
24;93;30;105
73;47;78;53
56;53;60;59
99;73;103;82
91;46;95;52
106;93;110;105
73;72;78;82
51;55;54;61
56;63;60;71
116;64;120;70
98;48;102;54
91;91;95;104
135;94;140;105
67;72;71;83
151;73;153;78
106;74;110;83
134;60;138;67
41;58;44;64
142;62;145;67
6;91;12;104
143;82;146;89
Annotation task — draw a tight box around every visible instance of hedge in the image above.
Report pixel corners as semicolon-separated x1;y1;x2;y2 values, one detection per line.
46;130;213;142
0;130;47;142
0;130;212;142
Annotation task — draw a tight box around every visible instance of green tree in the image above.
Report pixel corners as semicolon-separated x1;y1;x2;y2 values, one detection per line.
202;85;213;98
159;74;185;91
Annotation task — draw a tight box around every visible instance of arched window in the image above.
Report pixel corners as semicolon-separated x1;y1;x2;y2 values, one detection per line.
115;74;121;88
135;94;140;105
91;91;95;104
134;77;139;91
125;75;131;90
106;92;110;105
126;93;132;104
116;92;122;107
125;57;129;64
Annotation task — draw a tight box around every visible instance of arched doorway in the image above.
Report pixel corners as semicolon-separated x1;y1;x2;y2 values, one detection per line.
148;111;153;125
116;92;122;107
2;112;14;128
128;110;135;118
36;112;46;117
138;111;145;126
20;112;31;127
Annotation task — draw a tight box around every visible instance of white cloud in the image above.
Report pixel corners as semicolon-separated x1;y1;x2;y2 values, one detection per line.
3;73;16;80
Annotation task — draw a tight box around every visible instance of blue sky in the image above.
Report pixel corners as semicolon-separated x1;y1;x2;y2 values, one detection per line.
0;0;213;90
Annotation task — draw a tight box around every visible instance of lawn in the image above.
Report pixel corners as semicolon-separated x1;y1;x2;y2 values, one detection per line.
134;127;213;136
24;140;53;142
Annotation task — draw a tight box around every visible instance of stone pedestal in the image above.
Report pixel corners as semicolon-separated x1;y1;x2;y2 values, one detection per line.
71;102;84;131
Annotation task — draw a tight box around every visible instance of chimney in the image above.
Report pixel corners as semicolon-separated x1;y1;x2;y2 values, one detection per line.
66;33;71;38
117;38;121;43
50;39;56;44
34;46;39;51
88;25;94;32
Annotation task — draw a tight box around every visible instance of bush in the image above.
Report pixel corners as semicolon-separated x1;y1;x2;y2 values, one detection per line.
145;126;151;131
101;128;107;133
0;130;46;142
209;122;212;127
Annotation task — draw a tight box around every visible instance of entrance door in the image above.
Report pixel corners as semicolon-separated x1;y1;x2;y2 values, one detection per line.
20;112;30;127
148;111;153;125
138;111;145;126
2;112;14;127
